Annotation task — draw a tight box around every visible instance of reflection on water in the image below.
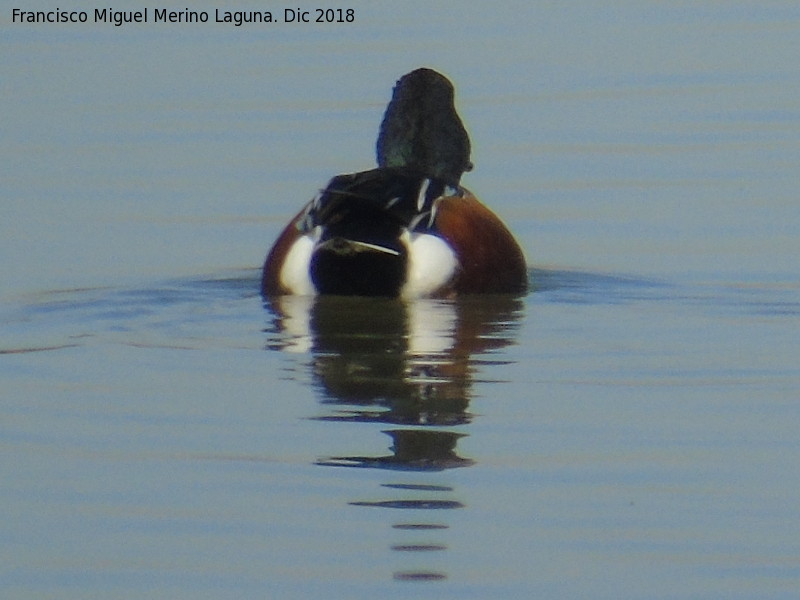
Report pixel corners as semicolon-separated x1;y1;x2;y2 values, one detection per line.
3;268;799;594
265;294;523;428
265;293;524;581
319;430;474;471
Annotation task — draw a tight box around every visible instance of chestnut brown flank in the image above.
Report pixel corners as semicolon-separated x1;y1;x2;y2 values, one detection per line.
434;191;527;294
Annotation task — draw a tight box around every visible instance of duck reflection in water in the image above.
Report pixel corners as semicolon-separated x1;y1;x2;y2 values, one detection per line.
264;293;524;583
264;293;524;470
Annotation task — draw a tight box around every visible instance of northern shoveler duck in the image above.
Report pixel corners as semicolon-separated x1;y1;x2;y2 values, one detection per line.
261;68;527;298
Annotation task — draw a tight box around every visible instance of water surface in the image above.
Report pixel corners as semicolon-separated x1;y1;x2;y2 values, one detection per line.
3;2;800;599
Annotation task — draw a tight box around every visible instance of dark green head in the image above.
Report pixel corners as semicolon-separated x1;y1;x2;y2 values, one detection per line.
376;68;472;186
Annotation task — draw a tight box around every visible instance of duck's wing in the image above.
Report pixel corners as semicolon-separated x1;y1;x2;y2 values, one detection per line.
298;167;464;236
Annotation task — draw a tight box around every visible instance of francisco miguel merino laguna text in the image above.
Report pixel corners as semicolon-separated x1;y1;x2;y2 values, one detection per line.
11;8;356;26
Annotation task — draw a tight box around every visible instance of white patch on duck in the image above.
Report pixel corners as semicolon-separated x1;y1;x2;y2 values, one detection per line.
400;231;458;299
279;228;318;295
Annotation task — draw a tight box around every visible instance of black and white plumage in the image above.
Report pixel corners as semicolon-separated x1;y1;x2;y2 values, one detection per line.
277;168;463;297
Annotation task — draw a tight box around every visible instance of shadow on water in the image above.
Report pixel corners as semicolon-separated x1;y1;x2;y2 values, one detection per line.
264;291;525;582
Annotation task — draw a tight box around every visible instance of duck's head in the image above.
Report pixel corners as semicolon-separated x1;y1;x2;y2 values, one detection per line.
376;68;473;186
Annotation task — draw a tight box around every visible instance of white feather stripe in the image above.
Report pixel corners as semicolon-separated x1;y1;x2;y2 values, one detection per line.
349;240;401;255
416;178;431;211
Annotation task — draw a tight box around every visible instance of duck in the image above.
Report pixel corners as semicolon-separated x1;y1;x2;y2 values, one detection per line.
261;68;528;298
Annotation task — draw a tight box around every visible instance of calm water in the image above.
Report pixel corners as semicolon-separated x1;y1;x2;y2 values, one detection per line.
3;2;800;599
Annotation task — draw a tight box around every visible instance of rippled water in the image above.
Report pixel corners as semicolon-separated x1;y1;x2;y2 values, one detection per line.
3;2;800;598
3;269;799;598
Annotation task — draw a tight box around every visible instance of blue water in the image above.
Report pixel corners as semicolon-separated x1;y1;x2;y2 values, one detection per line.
3;269;798;598
3;2;800;598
